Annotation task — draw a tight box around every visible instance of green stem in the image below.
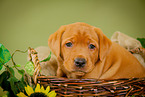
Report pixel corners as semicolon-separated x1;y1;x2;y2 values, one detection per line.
11;48;29;70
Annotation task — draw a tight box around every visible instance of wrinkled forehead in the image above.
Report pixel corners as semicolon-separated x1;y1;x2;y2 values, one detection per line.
62;25;98;41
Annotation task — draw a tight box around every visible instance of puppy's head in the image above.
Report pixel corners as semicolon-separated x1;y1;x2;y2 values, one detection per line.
48;22;112;78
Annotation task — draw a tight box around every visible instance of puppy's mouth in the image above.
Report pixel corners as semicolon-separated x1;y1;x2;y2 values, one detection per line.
71;70;86;76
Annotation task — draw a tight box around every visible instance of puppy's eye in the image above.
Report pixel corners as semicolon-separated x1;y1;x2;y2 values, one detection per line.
89;44;96;49
65;42;73;47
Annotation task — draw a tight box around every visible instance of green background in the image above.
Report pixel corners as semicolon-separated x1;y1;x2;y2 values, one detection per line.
0;0;145;96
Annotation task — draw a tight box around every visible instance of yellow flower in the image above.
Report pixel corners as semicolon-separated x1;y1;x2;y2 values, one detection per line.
17;84;56;97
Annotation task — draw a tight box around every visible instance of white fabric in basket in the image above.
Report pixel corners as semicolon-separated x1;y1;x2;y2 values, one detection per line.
111;31;142;50
111;31;145;67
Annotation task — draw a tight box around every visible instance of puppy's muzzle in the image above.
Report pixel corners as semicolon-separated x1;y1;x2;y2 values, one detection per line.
74;58;86;68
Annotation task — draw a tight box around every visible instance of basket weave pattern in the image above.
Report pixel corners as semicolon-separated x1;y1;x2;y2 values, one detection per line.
28;47;145;96
37;76;145;96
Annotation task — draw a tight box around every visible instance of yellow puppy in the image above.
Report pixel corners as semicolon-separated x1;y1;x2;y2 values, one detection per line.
48;22;145;79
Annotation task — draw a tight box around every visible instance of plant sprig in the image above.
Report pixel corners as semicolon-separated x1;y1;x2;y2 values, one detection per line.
0;44;52;96
0;43;27;96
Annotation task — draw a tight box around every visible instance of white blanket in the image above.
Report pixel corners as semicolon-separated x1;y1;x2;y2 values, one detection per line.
111;31;145;67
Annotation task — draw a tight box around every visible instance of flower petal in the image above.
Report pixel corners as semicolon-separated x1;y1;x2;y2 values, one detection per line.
47;91;56;97
35;83;41;92
25;85;34;96
45;86;50;93
17;92;28;97
40;85;45;93
42;85;50;95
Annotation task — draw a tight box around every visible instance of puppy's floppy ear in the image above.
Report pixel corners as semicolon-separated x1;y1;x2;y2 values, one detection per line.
94;28;112;61
48;26;66;59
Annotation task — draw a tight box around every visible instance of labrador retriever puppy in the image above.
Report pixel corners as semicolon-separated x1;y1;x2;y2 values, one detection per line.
48;22;145;79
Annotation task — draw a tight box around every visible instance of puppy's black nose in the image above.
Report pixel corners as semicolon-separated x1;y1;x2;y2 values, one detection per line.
74;58;86;67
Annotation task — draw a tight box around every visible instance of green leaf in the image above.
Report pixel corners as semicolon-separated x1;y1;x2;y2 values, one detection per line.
16;81;26;93
0;71;11;91
40;51;51;63
18;69;25;75
0;64;3;70
7;76;18;82
18;69;26;86
0;71;16;96
9;67;15;76
0;43;11;65
24;61;34;76
7;75;26;95
13;64;21;68
137;38;145;48
7;76;19;95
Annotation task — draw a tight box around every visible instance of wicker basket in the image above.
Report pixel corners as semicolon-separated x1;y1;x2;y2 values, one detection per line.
28;47;145;96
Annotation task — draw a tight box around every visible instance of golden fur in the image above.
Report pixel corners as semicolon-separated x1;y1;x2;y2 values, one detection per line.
48;22;145;79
